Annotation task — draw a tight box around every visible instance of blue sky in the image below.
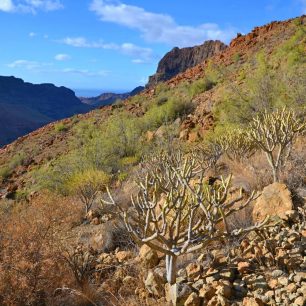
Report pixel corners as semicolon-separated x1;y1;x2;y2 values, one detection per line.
0;0;305;94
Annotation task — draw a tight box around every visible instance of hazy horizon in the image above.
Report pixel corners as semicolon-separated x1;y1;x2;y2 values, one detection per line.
74;88;132;98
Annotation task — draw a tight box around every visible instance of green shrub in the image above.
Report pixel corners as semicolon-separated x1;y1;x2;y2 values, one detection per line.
65;169;111;213
54;122;67;132
232;53;241;63
0;166;11;181
189;77;216;98
118;172;128;182
119;156;139;167
14;189;29;202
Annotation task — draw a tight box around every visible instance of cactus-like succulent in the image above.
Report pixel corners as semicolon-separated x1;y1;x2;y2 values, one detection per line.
247;108;305;182
103;151;269;293
217;128;256;161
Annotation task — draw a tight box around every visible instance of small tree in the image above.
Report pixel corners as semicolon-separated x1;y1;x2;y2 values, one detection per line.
68;169;110;214
103;151;268;303
247;108;305;182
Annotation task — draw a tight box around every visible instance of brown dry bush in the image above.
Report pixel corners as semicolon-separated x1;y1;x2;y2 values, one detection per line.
0;194;82;306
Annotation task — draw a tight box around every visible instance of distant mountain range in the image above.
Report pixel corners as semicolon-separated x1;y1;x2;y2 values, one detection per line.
79;86;144;107
0;76;145;147
0;76;93;147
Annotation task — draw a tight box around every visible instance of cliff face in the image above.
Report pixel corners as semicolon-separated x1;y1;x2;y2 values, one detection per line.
0;76;91;146
147;40;227;87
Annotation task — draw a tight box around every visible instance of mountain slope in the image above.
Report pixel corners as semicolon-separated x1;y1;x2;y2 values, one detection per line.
0;15;304;194
0;76;91;146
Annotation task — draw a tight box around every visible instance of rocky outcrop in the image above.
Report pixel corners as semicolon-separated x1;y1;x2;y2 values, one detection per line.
147;40;227;87
252;183;293;223
0;76;91;147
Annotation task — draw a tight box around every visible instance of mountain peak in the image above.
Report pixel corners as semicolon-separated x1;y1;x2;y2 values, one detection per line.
147;40;227;87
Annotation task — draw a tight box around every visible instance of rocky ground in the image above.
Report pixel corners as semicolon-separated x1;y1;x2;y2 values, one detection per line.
59;182;306;306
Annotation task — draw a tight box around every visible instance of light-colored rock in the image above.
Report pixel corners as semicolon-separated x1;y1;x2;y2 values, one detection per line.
115;250;133;263
238;261;251;274
278;276;289;286
252;183;293;223
186;262;202;281
271;269;284;278
216;284;232;299
242;297;265;306
184;292;201;306
294;296;306;306
199;284;216;300
294;272;306;283
207;295;230;306
165;283;193;306
145;271;164;297
285;210;299;222
139;244;159;268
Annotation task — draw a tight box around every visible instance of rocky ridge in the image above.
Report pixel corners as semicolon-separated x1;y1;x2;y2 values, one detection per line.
147;40;227;87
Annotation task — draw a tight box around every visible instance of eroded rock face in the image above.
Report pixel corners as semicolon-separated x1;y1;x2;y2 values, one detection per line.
252;183;293;223
147;40;227;87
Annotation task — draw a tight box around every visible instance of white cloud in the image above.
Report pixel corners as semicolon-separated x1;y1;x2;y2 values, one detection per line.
7;59;109;77
7;59;52;70
59;37;154;63
0;0;14;12
62;68;109;77
26;0;63;11
55;53;71;61
89;0;236;46
29;32;37;37
59;37;117;49
0;0;63;13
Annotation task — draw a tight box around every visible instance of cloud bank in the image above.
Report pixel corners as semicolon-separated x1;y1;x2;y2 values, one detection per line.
89;0;236;46
59;37;154;63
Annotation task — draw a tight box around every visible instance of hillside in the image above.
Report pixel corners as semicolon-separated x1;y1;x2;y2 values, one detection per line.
0;76;91;146
0;16;305;306
0;16;303;187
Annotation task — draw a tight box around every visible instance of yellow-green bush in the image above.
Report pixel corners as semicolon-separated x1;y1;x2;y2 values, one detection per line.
66;169;111;213
54;122;67;132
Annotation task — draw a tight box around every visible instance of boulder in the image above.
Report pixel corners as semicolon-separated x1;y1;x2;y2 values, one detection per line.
184;292;201;306
242;297;265;306
115;250;134;263
165;283;193;306
238;261;251;274
207;295;230;306
199;284;216;300
145;271;164;297
139;244;159;268
252;183;293;223
186;262;202;281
